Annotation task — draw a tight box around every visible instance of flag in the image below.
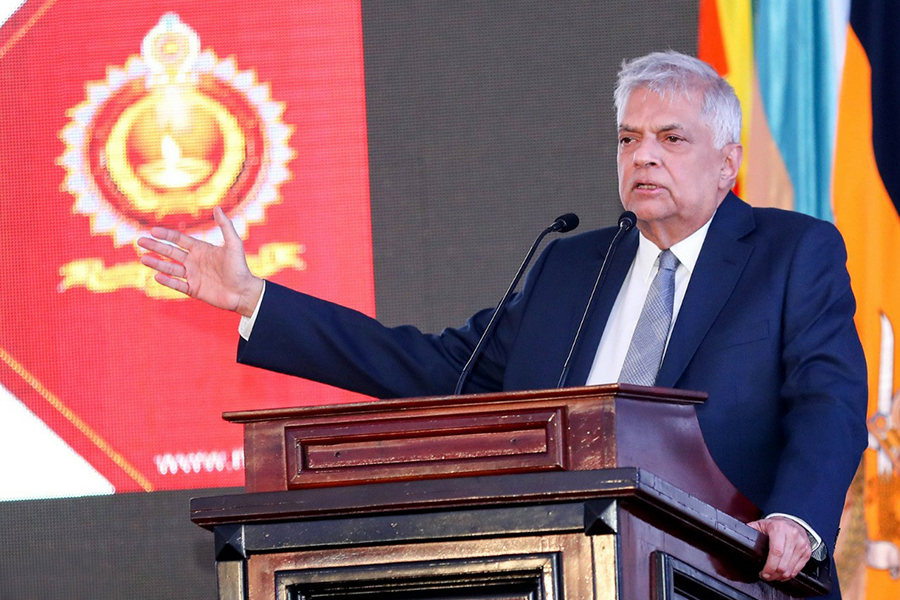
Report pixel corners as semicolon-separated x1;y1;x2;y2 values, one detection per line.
832;0;900;597
701;0;900;596
698;0;841;218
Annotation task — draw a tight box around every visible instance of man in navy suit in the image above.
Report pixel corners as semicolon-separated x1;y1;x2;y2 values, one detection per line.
139;51;867;592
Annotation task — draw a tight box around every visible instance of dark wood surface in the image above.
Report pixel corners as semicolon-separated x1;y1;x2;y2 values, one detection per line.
191;468;829;597
195;385;831;599
225;384;758;523
248;532;603;600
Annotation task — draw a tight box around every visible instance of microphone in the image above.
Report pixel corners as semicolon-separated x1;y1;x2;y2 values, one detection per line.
556;211;636;388
551;213;580;233
454;213;580;395
617;210;637;231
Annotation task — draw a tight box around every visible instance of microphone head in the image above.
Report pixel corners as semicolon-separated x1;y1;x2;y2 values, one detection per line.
618;211;637;231
552;213;580;233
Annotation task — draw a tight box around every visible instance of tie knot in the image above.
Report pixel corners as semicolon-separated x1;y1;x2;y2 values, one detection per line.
658;249;679;272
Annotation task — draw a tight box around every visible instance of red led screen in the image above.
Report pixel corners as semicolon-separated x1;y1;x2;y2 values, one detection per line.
0;0;374;497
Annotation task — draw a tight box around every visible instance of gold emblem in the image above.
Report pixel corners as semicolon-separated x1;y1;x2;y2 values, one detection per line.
58;14;301;297
836;312;900;591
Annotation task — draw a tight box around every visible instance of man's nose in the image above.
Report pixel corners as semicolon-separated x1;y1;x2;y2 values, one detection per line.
632;138;660;167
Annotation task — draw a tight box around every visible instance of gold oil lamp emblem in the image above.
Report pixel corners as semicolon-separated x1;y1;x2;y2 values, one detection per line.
58;14;303;298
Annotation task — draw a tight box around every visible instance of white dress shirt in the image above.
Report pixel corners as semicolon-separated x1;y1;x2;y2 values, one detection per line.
238;283;266;341
585;217;712;385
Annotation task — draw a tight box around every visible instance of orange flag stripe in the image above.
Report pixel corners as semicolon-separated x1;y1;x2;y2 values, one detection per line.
833;27;900;376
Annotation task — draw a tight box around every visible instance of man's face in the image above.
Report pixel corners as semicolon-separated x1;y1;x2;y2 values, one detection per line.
617;86;740;247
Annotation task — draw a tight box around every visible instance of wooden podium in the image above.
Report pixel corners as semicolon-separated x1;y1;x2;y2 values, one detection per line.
191;384;832;599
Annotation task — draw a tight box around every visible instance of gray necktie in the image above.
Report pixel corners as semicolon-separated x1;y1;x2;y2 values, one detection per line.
618;249;679;386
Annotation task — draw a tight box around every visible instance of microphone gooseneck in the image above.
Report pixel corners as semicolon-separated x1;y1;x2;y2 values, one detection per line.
455;213;580;395
556;211;636;388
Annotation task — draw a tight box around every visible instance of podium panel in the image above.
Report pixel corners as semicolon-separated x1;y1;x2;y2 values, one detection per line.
192;385;831;600
250;534;607;600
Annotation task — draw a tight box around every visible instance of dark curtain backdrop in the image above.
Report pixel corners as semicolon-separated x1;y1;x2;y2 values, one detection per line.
366;0;697;331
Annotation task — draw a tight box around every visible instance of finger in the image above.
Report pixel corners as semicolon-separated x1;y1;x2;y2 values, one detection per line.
147;226;196;251
787;543;812;579
790;550;812;579
777;542;809;581
765;528;809;581
770;543;797;581
153;272;190;295
773;522;811;580
141;254;187;279
137;237;189;263
760;528;786;581
214;206;241;244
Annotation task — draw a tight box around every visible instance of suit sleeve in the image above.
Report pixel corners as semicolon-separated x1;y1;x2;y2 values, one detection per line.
236;239;559;399
763;220;868;551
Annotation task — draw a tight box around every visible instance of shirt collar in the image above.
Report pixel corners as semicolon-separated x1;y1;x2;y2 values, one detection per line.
634;212;715;282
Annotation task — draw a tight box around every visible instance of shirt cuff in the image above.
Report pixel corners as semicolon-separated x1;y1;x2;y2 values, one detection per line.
238;280;266;341
765;513;826;560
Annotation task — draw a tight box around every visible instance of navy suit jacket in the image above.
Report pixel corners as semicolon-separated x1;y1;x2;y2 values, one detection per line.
238;193;867;566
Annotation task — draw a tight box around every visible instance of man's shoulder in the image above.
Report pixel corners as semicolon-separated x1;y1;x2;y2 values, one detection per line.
750;204;831;229
729;195;843;243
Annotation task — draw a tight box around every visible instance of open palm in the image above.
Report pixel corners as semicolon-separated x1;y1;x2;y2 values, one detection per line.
137;206;263;316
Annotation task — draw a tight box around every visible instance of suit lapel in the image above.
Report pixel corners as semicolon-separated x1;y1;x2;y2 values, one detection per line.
567;228;639;385
655;193;755;388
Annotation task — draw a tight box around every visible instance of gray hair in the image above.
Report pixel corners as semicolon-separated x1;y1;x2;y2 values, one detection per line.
614;50;742;148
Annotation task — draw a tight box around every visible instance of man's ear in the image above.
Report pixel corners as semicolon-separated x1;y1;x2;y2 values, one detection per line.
721;143;743;189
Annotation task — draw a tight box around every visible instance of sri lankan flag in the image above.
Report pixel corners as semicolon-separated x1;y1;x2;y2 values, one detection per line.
700;0;900;597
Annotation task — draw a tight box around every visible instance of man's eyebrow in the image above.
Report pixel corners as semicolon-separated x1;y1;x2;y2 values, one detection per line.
654;123;684;133
617;123;685;133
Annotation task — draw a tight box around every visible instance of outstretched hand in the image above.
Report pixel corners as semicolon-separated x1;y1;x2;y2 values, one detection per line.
137;206;263;317
747;516;814;582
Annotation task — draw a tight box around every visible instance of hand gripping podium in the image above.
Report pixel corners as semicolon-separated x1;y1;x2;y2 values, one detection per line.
190;384;832;600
